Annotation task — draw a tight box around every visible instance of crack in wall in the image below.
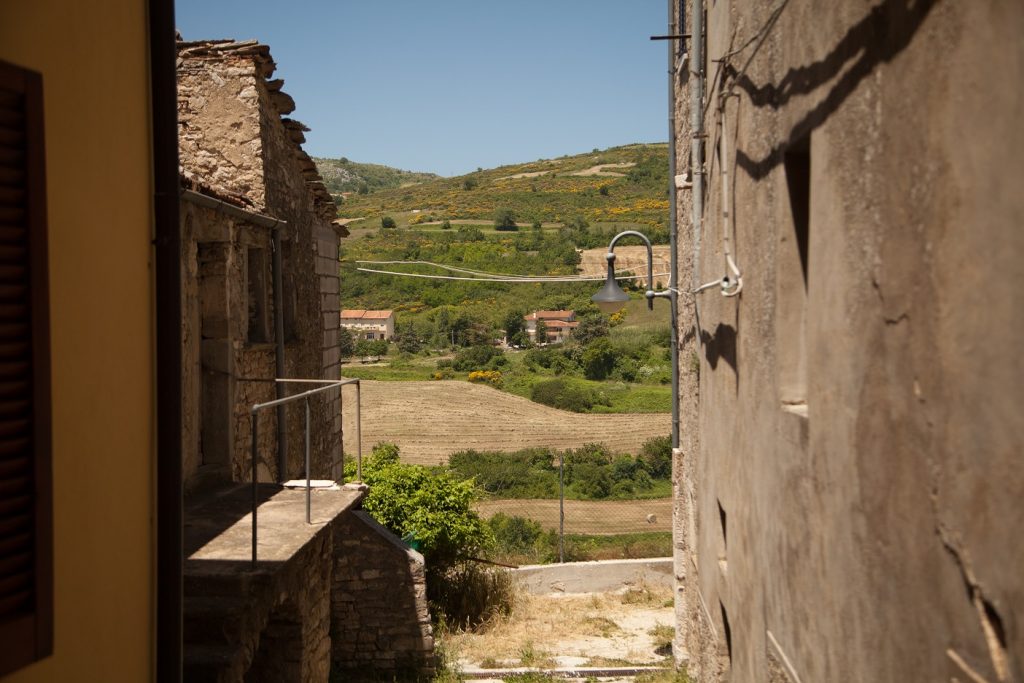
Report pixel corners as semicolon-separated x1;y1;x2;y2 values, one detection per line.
937;524;1012;682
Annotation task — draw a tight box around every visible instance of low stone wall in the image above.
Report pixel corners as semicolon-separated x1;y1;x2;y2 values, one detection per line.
512;558;673;595
183;488;434;681
331;511;435;678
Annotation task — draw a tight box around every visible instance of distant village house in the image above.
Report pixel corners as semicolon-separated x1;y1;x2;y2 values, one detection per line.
340;309;396;340
524;310;578;344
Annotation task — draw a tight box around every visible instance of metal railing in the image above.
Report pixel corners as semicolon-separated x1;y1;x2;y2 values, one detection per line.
249;377;362;567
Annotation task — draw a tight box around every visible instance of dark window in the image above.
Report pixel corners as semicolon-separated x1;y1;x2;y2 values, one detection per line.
246;247;268;343
0;59;54;677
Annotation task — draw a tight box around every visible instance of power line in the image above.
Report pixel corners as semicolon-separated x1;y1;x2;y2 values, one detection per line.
352;268;671;284
351;259;670;284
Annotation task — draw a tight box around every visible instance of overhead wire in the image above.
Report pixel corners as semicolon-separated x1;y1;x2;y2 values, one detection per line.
350;259;670;284
353;266;671;284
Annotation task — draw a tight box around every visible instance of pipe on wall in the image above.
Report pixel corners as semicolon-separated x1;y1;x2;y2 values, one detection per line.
668;0;682;450
271;229;288;481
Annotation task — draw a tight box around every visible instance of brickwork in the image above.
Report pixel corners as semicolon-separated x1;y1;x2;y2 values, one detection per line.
331;511;435;677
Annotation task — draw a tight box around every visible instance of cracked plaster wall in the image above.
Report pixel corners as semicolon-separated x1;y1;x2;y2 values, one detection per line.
673;1;1023;681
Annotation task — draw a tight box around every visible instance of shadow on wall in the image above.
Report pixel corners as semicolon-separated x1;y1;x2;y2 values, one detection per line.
701;323;738;377
729;0;941;180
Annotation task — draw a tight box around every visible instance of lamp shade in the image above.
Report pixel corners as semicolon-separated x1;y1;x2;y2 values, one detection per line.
592;265;630;314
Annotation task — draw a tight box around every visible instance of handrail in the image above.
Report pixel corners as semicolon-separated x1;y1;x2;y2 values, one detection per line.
249;377;362;567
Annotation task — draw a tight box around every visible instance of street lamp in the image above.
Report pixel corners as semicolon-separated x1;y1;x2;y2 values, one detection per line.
592;229;680;452
591;230;674;314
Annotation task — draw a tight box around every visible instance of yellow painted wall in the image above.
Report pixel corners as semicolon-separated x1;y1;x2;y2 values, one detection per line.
1;1;156;681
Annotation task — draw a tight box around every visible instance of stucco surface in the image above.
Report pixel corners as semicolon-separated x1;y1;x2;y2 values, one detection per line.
674;1;1023;681
1;1;156;680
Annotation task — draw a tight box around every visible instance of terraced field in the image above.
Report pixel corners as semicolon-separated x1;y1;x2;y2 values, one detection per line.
341;380;670;465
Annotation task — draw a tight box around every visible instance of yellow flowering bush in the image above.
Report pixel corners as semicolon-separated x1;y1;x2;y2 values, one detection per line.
467;370;503;387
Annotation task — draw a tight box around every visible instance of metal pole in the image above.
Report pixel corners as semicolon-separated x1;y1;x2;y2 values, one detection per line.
305;397;311;524
338;381;345;484
559;451;565;564
356;381;363;481
251;413;258;568
668;0;681;450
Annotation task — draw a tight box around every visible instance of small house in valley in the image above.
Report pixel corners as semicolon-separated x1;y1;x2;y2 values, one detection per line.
340;309;396;340
524;310;578;344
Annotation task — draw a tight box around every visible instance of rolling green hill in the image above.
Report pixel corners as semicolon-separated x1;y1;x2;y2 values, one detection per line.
334;143;669;232
314;157;439;196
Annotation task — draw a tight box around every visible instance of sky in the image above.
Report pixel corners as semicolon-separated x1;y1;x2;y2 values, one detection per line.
175;1;668;177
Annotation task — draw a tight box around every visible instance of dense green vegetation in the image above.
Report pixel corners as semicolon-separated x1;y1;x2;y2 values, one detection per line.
447;437;672;501
487;513;672;566
314;156;438;196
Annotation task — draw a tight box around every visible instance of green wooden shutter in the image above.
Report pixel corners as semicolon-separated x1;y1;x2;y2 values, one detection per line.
0;58;53;678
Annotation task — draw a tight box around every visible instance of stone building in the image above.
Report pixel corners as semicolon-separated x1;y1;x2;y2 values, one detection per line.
177;38;344;489
340;309;396;341
524;309;578;344
669;1;1023;682
175;38;435;681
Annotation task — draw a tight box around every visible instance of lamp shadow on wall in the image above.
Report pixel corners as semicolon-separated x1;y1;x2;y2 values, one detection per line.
701;322;739;381
729;0;940;180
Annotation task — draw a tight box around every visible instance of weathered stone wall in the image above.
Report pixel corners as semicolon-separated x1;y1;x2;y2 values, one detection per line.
179;39;342;488
254;55;340;483
331;511;435;677
185;519;335;682
178;55;265;207
673;2;1024;682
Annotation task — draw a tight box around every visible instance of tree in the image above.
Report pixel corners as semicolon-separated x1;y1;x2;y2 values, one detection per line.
380;215;396;229
503;309;527;346
638;435;672;479
353;443;492;571
462;177;478;191
394;323;423;354
534;319;548;345
441;219;452;230
572;314;609;346
338;326;355;357
494;208;517;231
581;338;616;380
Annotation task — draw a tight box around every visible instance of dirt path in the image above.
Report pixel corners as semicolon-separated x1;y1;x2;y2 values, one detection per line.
341;380;670;465
451;586;674;675
569;162;637;177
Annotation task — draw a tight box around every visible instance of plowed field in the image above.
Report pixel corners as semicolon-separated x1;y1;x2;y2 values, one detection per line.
577;245;672;288
341;380;670;465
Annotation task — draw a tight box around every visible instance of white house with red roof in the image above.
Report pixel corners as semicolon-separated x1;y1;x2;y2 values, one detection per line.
340;309;396;340
524;310;578;344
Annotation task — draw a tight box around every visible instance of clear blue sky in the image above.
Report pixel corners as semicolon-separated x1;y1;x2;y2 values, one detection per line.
176;1;668;177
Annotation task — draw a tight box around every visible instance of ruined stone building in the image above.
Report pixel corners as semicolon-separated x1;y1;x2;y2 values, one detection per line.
177;38;344;489
174;38;435;681
669;1;1023;681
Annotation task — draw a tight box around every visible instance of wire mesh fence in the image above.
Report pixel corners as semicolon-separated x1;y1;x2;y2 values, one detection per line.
476;495;673;566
